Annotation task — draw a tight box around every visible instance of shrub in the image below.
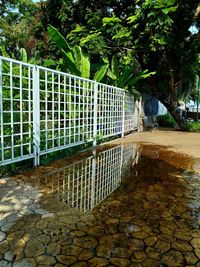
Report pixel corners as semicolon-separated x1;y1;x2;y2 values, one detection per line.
157;114;176;128
184;122;200;132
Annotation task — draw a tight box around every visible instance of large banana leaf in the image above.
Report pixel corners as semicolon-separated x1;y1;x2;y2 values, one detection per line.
107;69;117;81
80;50;90;79
0;45;9;57
117;67;133;87
93;64;108;82
73;46;82;71
48;25;111;81
48;25;74;62
20;48;27;63
127;70;156;86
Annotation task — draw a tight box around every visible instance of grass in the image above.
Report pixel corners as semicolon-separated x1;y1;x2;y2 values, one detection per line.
0;134;120;176
184;121;200;132
157;114;176;128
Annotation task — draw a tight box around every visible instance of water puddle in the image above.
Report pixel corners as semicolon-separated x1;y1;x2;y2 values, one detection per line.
0;144;200;266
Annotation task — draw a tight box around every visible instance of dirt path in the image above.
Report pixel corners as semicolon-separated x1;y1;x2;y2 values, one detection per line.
111;129;200;158
110;129;200;173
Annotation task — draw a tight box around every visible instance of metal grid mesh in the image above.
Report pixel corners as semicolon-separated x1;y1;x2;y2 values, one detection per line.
38;68;95;154
124;93;138;132
0;56;138;166
97;84;124;138
94;146;122;207
39;156;94;212
42;145;136;212
122;144;138;177
0;58;34;165
65;158;94;211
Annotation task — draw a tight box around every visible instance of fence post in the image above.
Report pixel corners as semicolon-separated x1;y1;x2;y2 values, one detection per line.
93;81;98;146
0;58;3;164
121;91;125;138
137;97;142;132
120;145;124;182
91;149;96;209
33;66;40;166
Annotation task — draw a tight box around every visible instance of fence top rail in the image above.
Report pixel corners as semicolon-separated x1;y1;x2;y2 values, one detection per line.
97;81;125;92
0;55;34;68
0;56;94;83
0;56;127;93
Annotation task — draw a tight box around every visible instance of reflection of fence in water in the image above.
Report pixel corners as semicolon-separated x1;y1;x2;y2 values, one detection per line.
42;145;138;212
93;146;122;208
122;144;139;177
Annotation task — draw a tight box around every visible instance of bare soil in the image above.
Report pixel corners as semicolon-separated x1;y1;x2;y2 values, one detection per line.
110;128;200;172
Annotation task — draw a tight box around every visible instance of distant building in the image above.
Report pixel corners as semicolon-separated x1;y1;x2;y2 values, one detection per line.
143;95;167;116
144;96;158;116
158;102;167;115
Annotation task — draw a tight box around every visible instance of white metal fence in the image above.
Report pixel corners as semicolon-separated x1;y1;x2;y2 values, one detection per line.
40;144;138;212
0;56;139;166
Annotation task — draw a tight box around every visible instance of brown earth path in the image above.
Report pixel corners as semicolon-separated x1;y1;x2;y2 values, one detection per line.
111;129;200;158
110;129;200;172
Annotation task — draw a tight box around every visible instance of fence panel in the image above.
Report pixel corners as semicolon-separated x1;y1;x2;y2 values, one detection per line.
38;67;95;155
124;93;138;132
0;56;138;167
0;58;35;165
97;83;124;138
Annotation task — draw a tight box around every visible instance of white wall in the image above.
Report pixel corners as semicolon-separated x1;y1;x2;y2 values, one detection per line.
158;101;168;115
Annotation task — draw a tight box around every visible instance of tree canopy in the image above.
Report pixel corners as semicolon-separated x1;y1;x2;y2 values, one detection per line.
0;0;41;58
1;0;200;128
56;0;199;128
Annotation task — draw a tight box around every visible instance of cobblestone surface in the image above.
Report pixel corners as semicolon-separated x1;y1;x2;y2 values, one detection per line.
0;144;200;266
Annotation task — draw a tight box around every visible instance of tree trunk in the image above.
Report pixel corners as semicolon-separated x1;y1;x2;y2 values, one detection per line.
158;99;187;131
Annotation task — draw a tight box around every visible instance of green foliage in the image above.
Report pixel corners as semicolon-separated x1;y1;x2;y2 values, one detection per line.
61;49;81;76
96;134;121;146
47;24;72;53
0;161;27;177
0;142;92;176
40;142;93;165
111;55;119;79
157;114;176;128
80;50;90;79
49;0;198;113
48;25;108;81
102;16;121;27
184;121;200;131
0;45;9;57
39;0;137;59
107;55;155;91
93;64;109;82
78;0;199;129
0;0;40;58
19;48;28;62
1;0;199;131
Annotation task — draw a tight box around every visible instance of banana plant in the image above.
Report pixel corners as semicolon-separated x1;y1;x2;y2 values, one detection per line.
107;55;156;92
0;45;10;57
48;25;108;82
19;48;28;62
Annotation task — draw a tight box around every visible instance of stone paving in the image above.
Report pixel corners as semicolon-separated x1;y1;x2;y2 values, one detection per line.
0;144;200;266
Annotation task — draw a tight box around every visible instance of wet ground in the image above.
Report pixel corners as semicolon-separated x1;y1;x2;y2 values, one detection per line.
0;143;200;267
